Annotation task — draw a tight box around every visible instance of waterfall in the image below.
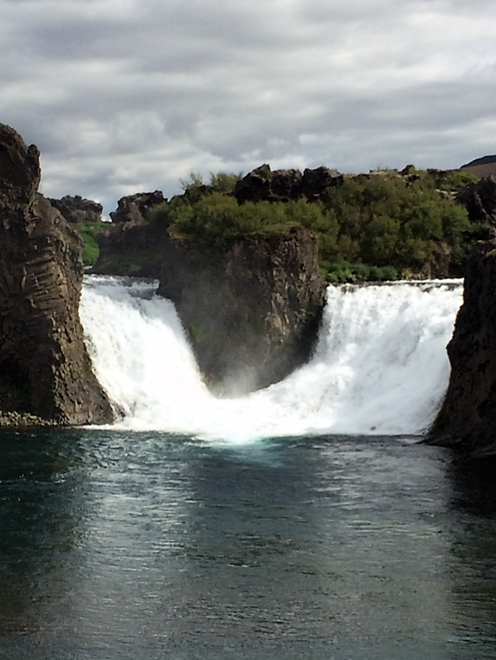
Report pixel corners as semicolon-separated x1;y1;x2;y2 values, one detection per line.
80;275;463;441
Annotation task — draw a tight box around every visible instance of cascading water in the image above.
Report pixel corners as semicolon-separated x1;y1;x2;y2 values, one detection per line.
80;275;463;441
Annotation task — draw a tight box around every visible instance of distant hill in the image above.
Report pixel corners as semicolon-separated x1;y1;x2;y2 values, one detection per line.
460;155;496;178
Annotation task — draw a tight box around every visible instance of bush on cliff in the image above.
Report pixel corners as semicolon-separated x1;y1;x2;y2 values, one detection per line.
70;221;108;266
150;193;334;254
319;174;476;274
147;167;480;280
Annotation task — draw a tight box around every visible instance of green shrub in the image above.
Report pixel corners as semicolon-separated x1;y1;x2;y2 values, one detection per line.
70;221;108;266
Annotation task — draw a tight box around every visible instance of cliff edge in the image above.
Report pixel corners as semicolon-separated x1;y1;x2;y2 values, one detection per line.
0;124;113;425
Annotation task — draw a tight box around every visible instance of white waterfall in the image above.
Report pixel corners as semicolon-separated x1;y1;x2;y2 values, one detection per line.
79;275;463;441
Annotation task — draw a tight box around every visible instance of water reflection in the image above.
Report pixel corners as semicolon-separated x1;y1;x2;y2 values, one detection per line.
0;430;88;636
1;431;496;658
446;454;496;655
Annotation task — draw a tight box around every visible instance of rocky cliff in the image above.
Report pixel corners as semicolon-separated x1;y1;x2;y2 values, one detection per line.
157;228;326;394
0;123;113;425
429;236;496;454
49;194;103;224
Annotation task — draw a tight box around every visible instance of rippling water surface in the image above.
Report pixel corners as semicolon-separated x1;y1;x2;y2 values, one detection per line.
1;429;496;659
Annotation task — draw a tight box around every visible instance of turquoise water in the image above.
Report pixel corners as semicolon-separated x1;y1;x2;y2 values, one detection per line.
1;429;496;659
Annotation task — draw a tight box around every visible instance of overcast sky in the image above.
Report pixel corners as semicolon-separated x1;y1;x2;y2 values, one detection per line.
2;0;496;214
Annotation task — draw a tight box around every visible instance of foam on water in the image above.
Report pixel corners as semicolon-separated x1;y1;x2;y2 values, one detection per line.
80;276;463;441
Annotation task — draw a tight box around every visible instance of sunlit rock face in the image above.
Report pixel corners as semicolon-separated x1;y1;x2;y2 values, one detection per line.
158;227;327;395
0;123;113;425
429;237;496;455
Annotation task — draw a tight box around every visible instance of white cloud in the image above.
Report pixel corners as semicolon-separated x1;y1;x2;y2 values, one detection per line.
1;0;495;213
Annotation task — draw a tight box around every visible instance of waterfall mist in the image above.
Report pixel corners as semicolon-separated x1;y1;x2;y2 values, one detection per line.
80;276;462;441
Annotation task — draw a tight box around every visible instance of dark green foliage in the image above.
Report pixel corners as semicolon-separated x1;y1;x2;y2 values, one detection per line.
319;173;478;274
320;261;399;283
166;193;308;252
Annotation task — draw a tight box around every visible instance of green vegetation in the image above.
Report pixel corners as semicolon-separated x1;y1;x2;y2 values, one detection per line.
316;173;476;278
180;170;243;194
149;168;482;281
148;194;328;253
70;221;108;266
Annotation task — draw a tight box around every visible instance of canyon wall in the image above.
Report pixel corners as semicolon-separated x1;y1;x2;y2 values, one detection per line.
0;124;113;425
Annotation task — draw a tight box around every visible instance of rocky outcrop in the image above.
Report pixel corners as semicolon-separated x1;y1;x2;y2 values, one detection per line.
0;123;113;425
428;237;496;454
157;228;326;395
456;175;496;225
49;195;103;224
110;191;165;224
232;164;343;204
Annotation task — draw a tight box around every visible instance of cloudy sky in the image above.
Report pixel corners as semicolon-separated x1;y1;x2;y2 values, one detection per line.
2;0;496;214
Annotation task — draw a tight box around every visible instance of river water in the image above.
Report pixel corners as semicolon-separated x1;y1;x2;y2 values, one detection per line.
1;430;496;659
1;277;496;658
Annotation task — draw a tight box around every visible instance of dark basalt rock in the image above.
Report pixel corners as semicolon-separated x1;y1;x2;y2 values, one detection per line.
110;191;165;224
93;221;165;278
302;166;343;199
428;236;496;454
92;190;168;277
0;124;113;425
49;195;103;224
232;164;343;204
456;175;496;225
157;227;327;395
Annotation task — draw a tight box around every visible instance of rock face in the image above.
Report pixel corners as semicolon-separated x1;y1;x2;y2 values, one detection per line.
157;228;327;394
93;221;165;278
0;123;113;424
92;191;167;277
49;195;103;224
456;175;496;225
429;237;496;454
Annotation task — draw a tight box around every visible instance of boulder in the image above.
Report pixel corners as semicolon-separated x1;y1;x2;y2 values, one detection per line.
0;123;113;425
157;227;326;395
302;166;343;199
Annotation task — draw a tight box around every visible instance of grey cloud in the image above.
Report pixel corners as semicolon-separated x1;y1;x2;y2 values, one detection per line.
1;0;496;214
